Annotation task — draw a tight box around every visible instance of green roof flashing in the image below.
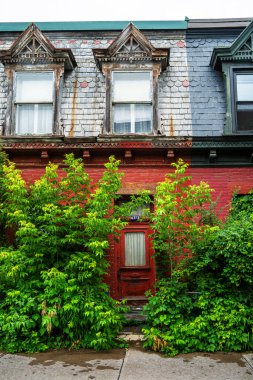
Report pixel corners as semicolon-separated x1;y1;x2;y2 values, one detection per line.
0;20;188;32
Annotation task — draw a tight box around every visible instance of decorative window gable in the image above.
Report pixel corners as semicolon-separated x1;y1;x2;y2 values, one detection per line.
210;20;253;134
93;23;169;135
93;23;169;70
0;23;76;136
0;23;76;70
211;20;253;70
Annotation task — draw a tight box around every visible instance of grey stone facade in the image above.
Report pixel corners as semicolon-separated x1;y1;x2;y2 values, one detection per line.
0;28;240;138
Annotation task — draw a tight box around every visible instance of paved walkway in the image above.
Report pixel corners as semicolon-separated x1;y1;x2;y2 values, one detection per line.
0;348;252;379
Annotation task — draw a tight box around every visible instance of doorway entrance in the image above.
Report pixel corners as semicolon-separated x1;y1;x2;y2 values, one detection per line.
115;224;155;301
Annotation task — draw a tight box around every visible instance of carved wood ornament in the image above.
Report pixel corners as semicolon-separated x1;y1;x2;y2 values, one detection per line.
93;22;169;70
0;23;76;69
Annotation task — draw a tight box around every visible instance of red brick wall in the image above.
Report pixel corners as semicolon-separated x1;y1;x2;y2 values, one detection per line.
19;164;253;219
16;160;253;299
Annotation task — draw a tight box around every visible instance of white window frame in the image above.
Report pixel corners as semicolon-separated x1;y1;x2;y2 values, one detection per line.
111;70;153;134
14;71;55;135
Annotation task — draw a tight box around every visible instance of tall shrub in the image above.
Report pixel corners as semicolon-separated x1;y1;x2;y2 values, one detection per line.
143;162;253;355
0;154;127;353
151;159;212;279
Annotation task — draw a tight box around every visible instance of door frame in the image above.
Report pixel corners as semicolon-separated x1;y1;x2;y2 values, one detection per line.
114;222;155;300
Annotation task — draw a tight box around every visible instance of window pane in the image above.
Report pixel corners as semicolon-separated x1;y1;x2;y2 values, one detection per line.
113;104;131;134
236;74;253;101
237;103;253;131
125;232;146;266
37;105;53;134
16;104;53;134
135;104;152;133
16;72;54;102
16;104;34;134
113;72;151;102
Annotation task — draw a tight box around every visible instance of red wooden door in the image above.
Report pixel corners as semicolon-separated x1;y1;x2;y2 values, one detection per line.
115;224;155;301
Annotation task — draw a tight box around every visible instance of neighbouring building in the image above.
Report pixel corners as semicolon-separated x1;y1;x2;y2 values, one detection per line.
0;18;253;300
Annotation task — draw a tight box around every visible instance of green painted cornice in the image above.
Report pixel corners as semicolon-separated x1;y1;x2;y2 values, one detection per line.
0;20;188;33
210;20;253;70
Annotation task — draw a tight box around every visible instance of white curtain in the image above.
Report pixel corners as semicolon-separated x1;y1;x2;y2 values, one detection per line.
37;105;53;134
16;104;53;134
16;104;34;134
125;232;146;266
113;104;131;133
135;104;152;133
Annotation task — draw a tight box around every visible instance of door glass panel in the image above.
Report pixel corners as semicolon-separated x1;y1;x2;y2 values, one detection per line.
125;232;146;266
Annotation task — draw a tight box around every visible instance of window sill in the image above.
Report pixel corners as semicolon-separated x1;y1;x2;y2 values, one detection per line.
98;133;166;141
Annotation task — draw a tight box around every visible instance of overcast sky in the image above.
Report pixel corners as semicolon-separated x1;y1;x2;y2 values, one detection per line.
0;0;252;22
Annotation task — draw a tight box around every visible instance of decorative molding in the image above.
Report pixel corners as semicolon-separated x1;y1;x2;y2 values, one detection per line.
2;138;253;151
210;20;253;70
0;23;77;70
93;23;169;71
192;140;253;148
152;140;192;148
119;141;152;148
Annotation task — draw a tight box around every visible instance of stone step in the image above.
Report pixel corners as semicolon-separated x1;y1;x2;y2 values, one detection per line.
125;304;147;321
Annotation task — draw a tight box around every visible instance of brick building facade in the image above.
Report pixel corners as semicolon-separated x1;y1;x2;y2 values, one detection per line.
0;18;253;299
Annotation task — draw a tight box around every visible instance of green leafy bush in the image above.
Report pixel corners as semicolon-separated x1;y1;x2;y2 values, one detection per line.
143;162;253;355
0;154;127;353
151;159;213;279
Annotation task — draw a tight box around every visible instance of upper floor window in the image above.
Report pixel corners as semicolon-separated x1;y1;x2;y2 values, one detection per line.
210;20;253;134
0;23;76;136
112;72;152;134
93;23;169;135
15;72;54;135
234;72;253;132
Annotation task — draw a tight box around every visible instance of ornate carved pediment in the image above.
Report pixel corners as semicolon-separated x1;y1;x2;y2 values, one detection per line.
0;23;77;69
211;20;253;70
93;23;169;70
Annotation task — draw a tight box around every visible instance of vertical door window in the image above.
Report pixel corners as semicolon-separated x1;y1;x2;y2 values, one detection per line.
15;72;54;134
235;73;253;131
124;232;146;266
112;72;152;134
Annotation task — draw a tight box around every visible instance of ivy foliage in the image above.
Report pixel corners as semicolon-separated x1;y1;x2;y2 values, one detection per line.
143;161;253;356
0;154;128;353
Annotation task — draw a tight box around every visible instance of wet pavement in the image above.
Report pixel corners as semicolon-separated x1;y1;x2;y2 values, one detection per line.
0;347;253;379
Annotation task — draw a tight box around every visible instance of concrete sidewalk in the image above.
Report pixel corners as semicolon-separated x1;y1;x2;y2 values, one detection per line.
0;348;252;380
